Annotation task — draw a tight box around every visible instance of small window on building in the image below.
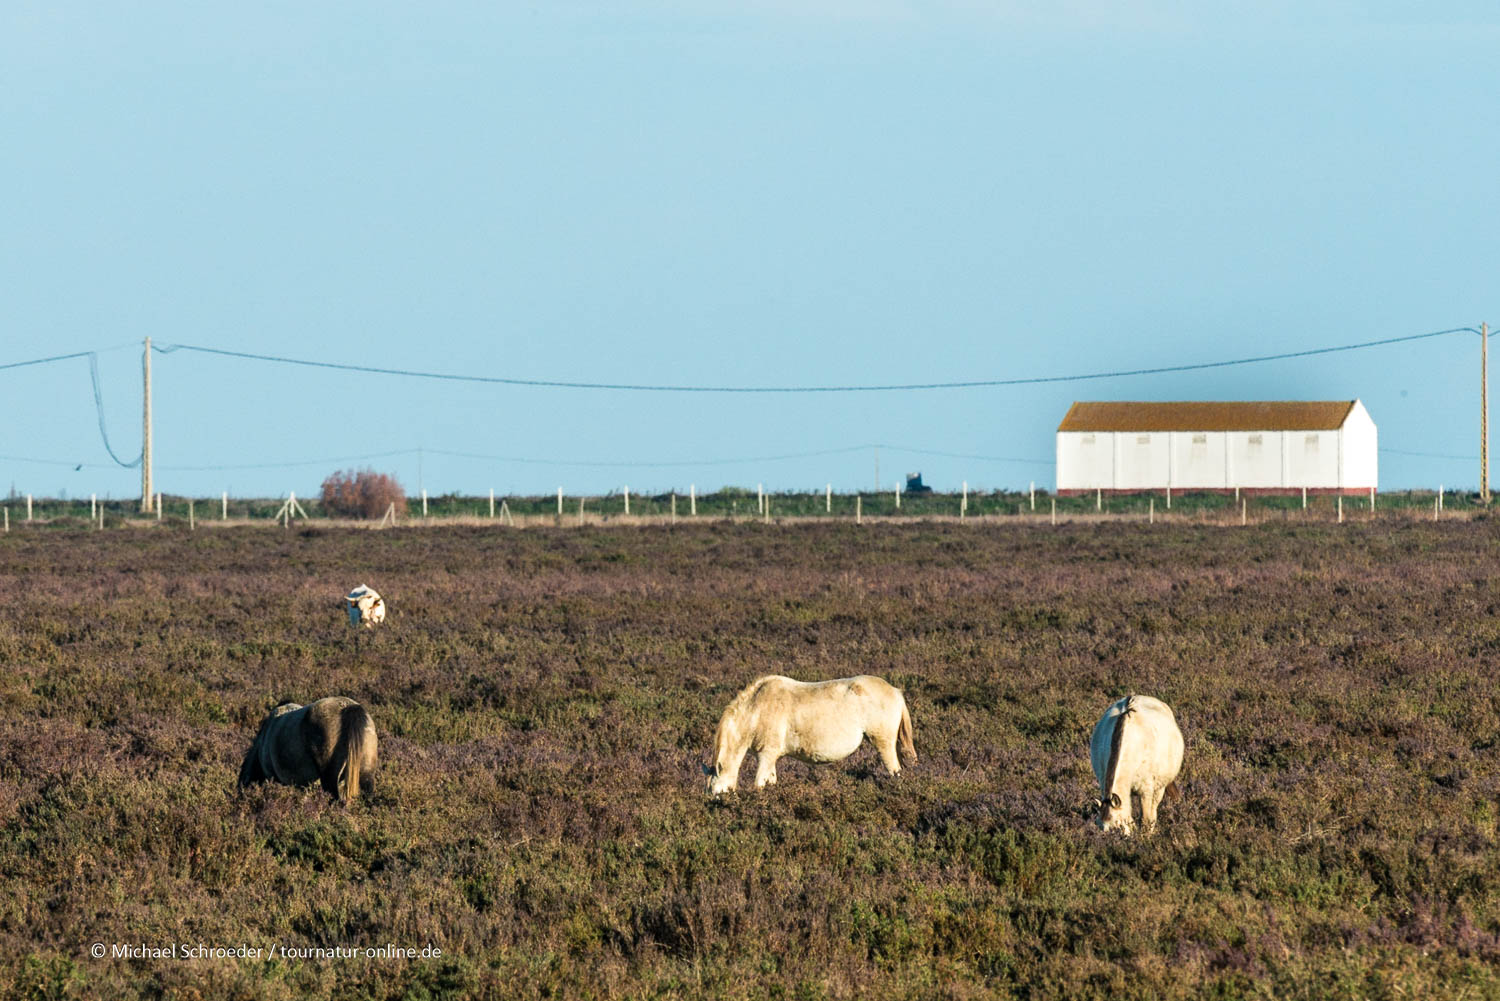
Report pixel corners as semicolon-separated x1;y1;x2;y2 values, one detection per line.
1305;434;1319;452
1081;434;1095;446
1191;433;1207;445
1136;435;1151;445
1248;434;1263;447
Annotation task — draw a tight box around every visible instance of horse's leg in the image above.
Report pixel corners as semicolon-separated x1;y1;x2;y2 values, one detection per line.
1141;780;1160;834
876;730;902;776
754;747;780;788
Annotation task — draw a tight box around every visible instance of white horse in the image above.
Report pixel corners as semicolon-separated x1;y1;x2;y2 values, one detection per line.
345;584;386;628
1090;694;1184;835
704;675;915;796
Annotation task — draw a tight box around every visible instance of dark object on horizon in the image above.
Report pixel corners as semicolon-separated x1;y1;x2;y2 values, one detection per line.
905;472;933;495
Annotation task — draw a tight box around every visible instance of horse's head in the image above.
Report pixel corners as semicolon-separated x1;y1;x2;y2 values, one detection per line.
1094;792;1132;834
703;761;735;798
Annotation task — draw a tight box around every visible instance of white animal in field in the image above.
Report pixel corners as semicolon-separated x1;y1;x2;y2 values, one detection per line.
345;584;386;628
1090;694;1184;835
703;674;916;796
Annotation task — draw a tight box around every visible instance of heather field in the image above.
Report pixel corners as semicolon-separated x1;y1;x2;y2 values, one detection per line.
3;519;1500;1000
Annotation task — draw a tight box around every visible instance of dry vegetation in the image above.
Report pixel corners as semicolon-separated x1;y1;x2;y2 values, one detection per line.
319;469;407;520
2;520;1500;999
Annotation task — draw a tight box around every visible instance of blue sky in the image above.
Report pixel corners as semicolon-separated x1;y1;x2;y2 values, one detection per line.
3;2;1498;499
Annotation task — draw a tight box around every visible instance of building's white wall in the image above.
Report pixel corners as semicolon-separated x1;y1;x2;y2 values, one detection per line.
1340;400;1378;488
1056;431;1115;489
1115;432;1170;489
1225;431;1285;487
1285;429;1341;487
1057;404;1377;490
1168;431;1227;488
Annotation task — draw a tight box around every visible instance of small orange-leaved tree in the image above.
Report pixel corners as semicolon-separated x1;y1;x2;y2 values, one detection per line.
320;468;406;520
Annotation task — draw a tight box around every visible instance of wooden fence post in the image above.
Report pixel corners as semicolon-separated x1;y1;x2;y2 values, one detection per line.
223;491;228;519
826;484;831;513
1337;495;1343;523
1149;497;1154;524
157;494;162;521
26;495;32;521
690;484;696;516
624;486;630;516
91;494;96;520
671;493;677;524
189;499;195;530
1051;496;1057;525
1030;481;1035;510
558;487;563;516
856;496;862;525
758;484;763;515
422;489;428;518
490;489;495;518
1241;497;1246;526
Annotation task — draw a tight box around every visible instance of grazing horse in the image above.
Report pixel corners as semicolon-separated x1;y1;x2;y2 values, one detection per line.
703;675;915;796
238;697;378;804
1090;694;1183;835
345;584;386;629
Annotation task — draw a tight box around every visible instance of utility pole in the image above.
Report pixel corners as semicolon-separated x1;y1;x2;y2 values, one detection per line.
140;337;153;513
1484;323;1491;504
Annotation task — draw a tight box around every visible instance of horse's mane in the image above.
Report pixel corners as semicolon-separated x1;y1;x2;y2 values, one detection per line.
1102;695;1136;803
724;676;777;715
713;676;778;769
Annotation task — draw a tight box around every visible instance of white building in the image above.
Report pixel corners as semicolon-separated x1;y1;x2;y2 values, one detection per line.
1056;401;1377;495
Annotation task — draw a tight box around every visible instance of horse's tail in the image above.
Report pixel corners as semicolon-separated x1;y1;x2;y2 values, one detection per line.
1102;696;1135;803
898;697;916;765
327;704;374;805
237;736;265;789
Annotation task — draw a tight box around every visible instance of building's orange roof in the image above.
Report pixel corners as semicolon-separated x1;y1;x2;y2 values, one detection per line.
1058;401;1357;433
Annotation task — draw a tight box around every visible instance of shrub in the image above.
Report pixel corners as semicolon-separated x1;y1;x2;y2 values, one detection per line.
319;468;406;520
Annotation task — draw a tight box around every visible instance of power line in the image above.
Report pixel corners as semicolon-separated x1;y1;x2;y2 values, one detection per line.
0;347;144;469
156;443;1054;472
1;442;1479;474
0;454;106;469
879;445;1053;465
0;341;143;372
1380;447;1477;461
160;449;416;472
154;326;1483;393
0;325;1489;476
0;350;95;372
88;354;143;469
422;445;877;469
